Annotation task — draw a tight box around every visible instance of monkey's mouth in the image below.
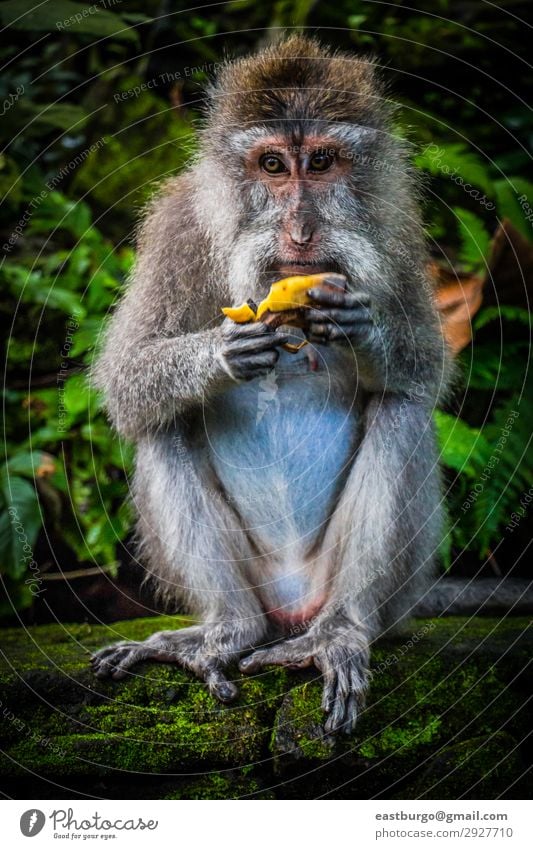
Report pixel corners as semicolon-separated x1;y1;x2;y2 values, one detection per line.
274;260;342;277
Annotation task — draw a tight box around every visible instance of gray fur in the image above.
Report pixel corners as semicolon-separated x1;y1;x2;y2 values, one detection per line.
91;37;453;734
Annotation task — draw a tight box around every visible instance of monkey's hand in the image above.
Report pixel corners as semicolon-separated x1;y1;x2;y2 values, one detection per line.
219;320;291;381
306;287;373;347
91;624;251;703
239;615;370;735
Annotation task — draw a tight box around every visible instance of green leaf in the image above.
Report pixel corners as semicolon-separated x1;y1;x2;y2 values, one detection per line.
453;207;491;273
414;143;494;197
472;399;533;556
6;267;86;316
493;178;533;240
438;507;453;571
29;193;92;238
69;317;105;357
0;0;138;42
348;15;368;29
460;342;529;391
63;373;91;418
5;450;47;478
474;305;531;331
0;469;42;580
29;103;88;132
434;411;489;477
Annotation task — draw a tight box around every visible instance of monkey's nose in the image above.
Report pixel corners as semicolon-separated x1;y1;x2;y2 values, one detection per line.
289;222;314;246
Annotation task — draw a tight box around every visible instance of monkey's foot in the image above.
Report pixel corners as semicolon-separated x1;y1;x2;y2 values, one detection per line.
239;626;369;735
91;626;244;703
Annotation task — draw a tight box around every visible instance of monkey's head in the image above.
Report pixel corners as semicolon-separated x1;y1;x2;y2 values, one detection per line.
197;35;422;302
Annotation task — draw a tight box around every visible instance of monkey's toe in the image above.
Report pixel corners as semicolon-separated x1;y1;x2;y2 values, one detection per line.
319;655;367;735
204;667;239;703
91;642;144;679
323;692;360;736
239;639;314;673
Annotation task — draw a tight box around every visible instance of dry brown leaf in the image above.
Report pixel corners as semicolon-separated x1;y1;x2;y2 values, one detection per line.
36;452;56;478
431;218;533;354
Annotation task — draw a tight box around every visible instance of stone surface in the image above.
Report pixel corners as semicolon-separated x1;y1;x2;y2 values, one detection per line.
0;615;531;799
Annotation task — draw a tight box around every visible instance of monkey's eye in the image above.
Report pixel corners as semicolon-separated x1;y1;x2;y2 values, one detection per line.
309;151;334;172
260;154;287;175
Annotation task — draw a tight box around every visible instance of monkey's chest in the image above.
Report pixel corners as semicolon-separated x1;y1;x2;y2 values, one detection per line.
204;352;361;557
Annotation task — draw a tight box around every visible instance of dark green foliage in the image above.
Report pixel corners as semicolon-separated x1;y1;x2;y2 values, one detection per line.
1;1;531;615
438;302;532;566
2;192;135;614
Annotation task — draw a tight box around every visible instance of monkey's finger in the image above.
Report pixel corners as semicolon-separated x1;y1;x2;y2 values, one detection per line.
321;668;337;713
204;667;239;703
224;322;291;345
307;322;333;341
239;649;274;673
350;659;369;697
91;641;135;660
91;644;134;676
327;324;372;341
92;646;142;679
324;685;351;735
92;657;112;678
341;693;359;735
230;350;280;379
308;321;373;343
320;657;353;731
239;642;311;673
110;648;148;680
307;307;371;324
225;332;291;356
224;321;276;339
307;288;371;308
91;648;116;667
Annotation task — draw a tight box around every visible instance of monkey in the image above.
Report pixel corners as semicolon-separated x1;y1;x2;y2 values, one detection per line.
91;35;453;735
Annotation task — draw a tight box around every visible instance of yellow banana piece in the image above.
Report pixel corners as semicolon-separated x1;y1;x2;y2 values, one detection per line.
222;273;332;323
222;273;347;354
221;302;257;322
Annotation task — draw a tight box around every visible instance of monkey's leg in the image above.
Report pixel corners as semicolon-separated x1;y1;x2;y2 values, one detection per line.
241;394;442;732
92;622;261;702
239;613;369;734
91;431;269;702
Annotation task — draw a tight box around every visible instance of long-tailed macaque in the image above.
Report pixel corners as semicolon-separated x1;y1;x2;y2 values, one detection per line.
91;36;451;734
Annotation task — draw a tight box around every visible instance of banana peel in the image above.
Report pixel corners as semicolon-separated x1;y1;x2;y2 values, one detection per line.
222;272;347;353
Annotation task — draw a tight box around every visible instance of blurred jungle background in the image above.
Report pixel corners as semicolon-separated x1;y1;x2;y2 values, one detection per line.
1;0;532;625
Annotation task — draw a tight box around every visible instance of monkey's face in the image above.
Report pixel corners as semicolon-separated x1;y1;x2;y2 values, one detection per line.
242;134;353;277
217;126;385;300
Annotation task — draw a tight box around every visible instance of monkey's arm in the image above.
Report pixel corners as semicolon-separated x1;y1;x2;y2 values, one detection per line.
93;180;289;440
94;315;289;440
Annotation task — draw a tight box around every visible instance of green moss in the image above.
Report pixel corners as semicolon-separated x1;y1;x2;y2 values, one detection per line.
359;716;441;758
163;771;274;800
271;678;334;761
1;615;531;798
399;733;526;799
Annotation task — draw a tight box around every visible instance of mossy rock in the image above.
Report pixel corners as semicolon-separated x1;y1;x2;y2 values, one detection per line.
399;732;523;800
0;615;531;799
